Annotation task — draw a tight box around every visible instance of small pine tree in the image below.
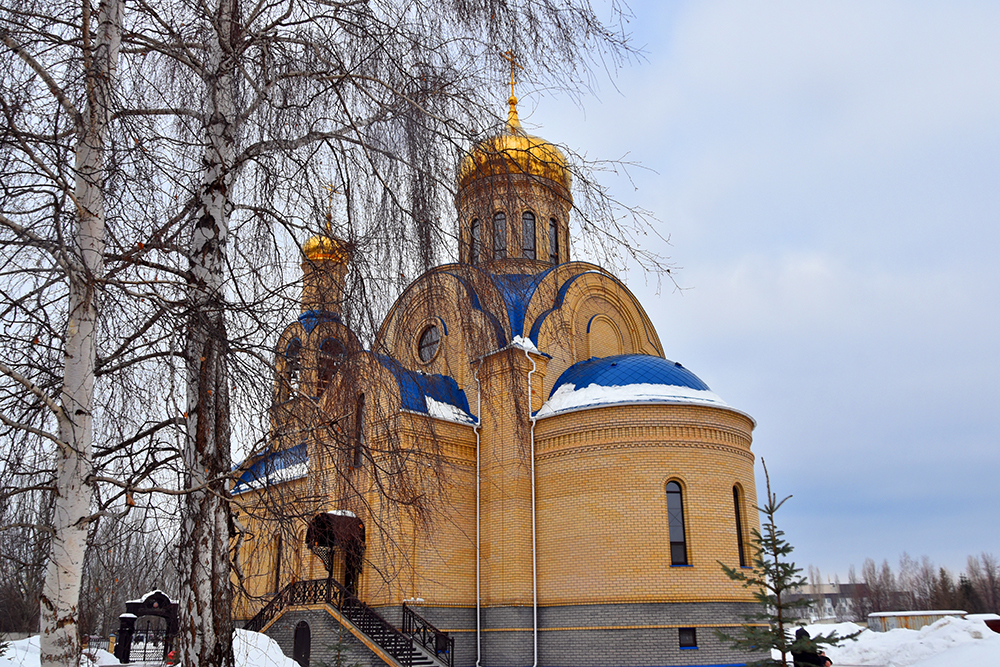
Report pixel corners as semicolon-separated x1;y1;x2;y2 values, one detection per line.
717;461;859;667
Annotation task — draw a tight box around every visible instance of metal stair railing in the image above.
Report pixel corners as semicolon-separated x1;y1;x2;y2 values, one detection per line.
402;603;454;667
243;579;421;667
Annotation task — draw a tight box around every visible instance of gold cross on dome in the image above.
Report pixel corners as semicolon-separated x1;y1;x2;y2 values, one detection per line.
501;50;524;100
324;183;338;232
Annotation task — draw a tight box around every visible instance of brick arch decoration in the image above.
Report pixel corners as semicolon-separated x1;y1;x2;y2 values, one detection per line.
113;590;179;663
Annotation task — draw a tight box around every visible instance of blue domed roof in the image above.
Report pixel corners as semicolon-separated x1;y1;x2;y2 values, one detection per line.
550;354;711;395
539;354;726;417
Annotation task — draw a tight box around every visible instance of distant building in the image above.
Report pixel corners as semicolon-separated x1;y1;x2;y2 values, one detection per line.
232;97;762;667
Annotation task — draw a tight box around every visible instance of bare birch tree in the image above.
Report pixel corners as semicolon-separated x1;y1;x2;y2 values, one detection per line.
5;2;660;666
1;0;125;664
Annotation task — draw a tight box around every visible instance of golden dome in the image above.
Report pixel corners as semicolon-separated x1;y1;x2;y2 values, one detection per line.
457;97;572;194
302;233;349;263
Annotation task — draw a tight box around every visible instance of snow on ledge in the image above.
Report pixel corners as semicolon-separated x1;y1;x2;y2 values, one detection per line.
510;335;540;355
425;397;477;425
536;381;728;417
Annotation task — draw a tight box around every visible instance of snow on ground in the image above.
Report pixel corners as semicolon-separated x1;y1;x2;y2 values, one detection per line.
3;618;998;667
776;617;1000;667
0;631;296;667
233;629;298;667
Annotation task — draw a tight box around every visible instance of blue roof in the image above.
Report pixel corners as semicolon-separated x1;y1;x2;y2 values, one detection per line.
491;270;553;338
232;443;308;495
375;355;473;420
550;354;711;397
298;309;340;333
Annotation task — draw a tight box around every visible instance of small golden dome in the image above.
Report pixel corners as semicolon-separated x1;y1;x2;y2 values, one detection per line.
302;234;349;263
457;96;572;194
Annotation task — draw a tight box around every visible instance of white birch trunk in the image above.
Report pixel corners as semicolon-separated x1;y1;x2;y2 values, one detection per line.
39;1;123;666
177;0;237;664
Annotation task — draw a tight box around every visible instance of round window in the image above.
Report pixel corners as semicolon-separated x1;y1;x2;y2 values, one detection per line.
417;324;441;363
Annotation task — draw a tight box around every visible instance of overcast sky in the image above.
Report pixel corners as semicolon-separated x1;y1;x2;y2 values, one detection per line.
524;1;1000;580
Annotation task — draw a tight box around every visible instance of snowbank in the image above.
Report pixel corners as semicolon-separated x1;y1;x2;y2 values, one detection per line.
0;630;297;667
233;629;298;667
774;617;1000;667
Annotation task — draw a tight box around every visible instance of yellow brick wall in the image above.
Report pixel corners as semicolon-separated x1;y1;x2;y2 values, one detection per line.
533;403;758;606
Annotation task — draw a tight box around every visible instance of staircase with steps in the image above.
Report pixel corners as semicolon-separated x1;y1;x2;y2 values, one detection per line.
244;578;453;667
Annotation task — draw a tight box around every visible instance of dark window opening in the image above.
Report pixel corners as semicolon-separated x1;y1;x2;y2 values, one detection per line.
352;393;365;468
522;211;536;259
318;338;345;395
734;486;747;567
285;338;302;394
417;324;441;363
470;218;481;264
493;212;507;259
548;218;559;264
666;481;688;565
679;627;697;649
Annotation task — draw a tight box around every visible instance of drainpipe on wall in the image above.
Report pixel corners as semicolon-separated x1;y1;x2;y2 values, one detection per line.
525;348;539;667
474;360;483;667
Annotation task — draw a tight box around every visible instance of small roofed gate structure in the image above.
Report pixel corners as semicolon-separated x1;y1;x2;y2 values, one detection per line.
306;511;365;596
114;590;179;664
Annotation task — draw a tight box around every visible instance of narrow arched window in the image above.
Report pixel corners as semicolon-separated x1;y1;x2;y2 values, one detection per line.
493;212;507;259
522;211;536;259
548;218;559;264
285;338;302;394
318;338;345;395
734;486;747;567
470;218;481;264
666;481;688;565
352;393;365;468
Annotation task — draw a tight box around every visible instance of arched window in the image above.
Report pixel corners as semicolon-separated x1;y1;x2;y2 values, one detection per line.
493;211;507;259
734;486;747;567
318;338;345;395
352;393;365;468
548;217;559;264
666;481;688;565
470;218;481;264
284;338;302;395
522;211;536;259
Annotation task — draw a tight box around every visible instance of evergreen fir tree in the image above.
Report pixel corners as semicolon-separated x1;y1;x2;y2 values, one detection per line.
717;461;859;667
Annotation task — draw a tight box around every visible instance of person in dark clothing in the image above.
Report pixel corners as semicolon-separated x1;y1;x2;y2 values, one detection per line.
791;628;832;667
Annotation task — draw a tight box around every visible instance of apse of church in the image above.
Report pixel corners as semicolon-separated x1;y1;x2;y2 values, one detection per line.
232;95;762;667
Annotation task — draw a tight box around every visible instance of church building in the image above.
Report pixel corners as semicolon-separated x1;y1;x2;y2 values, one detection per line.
232;95;761;667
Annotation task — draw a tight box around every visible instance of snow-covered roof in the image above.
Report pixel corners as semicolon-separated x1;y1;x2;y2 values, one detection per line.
376;355;476;424
125;590;175;605
232;443;308;495
536;354;728;417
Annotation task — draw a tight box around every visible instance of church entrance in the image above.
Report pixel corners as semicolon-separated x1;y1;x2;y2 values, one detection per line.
305;511;365;597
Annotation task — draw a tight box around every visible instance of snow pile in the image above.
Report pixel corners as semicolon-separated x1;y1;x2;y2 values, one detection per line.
233;628;298;667
0;631;297;667
536;380;727;416
425;396;476;424
776;617;1000;667
80;648;119;666
1;636;39;667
